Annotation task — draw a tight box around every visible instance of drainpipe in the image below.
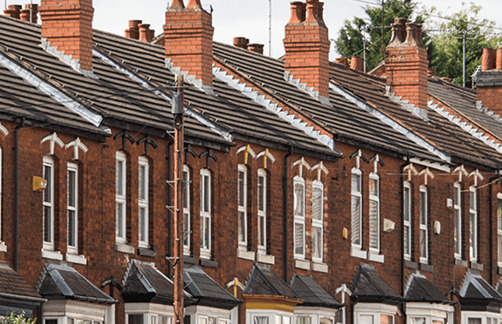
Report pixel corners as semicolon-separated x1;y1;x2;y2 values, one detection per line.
400;156;411;323
488;173;501;285
167;141;173;278
14;119;24;272
283;147;293;282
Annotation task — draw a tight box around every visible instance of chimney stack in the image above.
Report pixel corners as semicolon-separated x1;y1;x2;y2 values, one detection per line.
385;19;429;109
3;5;22;19
335;57;349;67
19;4;38;23
125;20;142;40
247;43;264;55
233;37;249;49
39;0;94;72
164;0;214;87
284;0;330;102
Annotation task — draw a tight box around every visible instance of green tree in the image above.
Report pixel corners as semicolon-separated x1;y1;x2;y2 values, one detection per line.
0;312;36;324
335;0;420;71
425;3;502;87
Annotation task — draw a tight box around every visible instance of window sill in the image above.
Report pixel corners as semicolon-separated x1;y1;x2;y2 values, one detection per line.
200;258;218;268
404;260;418;269
0;241;7;252
454;258;468;268
66;253;87;265
497;266;502;275
368;251;384;263
419;262;434;273
184;255;197;265
350;246;367;259
294;259;310;270
115;243;134;255
237;249;255;261
312;262;328;273
138;247;156;258
470;261;484;272
257;254;275;265
42;249;63;261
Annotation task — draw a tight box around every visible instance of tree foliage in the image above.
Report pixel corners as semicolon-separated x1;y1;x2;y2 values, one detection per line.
0;312;36;324
335;0;420;71
425;3;502;87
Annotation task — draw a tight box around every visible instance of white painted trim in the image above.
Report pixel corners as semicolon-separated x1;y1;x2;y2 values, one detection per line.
183;165;191;256
419;185;428;264
454;182;462;260
293;176;306;259
330;82;451;163
312;180;324;263
256;253;275;265
368;173;381;254
368;251;385;263
354;303;398;324
351;246;367;259
403;181;412;260
409;158;451;173
257;169;267;253
43;155;55;251
138;156;150;249
237;164;248;249
213;66;334;150
312;262;329;273
67;162;78;255
65;253;87;265
200;169;212;259
115;243;135;255
237;250;255;261
41;249;63;261
116;151;127;244
469;186;478;262
351;168;363;250
294;258;310;270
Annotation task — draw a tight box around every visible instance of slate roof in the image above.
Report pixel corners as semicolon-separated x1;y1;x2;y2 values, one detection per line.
213;41;441;162
290;275;341;308
37;263;116;304
243;264;298;299
122;260;194;305
0;262;42;301
405;274;450;304
184;265;241;309
350;263;402;304
458;272;502;311
331;63;502;169
0;15;340;159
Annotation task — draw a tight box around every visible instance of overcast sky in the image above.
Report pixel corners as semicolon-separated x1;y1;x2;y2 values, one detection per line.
5;0;502;58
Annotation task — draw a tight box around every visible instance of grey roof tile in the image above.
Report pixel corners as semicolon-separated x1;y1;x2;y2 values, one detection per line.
290;275;341;308
405;274;450;304
351;263;402;304
243;264;298;299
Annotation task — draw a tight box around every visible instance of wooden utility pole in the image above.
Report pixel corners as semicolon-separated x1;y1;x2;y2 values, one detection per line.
381;0;385;58
173;74;185;324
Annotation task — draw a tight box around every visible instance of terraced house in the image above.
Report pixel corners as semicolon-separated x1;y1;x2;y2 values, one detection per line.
2;0;502;324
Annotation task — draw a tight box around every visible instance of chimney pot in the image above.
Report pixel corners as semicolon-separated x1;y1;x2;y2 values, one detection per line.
389;18;407;46
440;77;452;83
233;37;249;49
496;48;502;70
404;23;423;47
482;48;496;71
288;2;305;25
186;0;203;10
305;0;320;24
125;20;142;39
350;56;364;71
335;57;349;67
139;23;154;43
247;43;264;55
169;0;185;10
427;68;437;77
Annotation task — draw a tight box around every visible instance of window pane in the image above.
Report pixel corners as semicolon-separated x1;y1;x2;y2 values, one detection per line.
258;214;265;247
44;206;52;242
454;208;461;255
294;182;304;216
380;315;393;324
312;186;323;221
295;222;304;255
238;211;246;243
351;196;361;245
468;319;482;324
254;317;269;324
258;176;265;211
411;318;425;324
369;200;378;249
454;186;460;205
420;190;426;225
238;171;245;206
369;178;378;196
404;187;410;221
43;165;52;203
404;226;410;256
313;226;322;259
184;211;190;247
208;318;217;324
139;207;147;242
321;318;334;324
183;170;189;208
204;175;210;212
139;165;146;200
352;174;360;192
116;160;123;196
470;191;475;210
129;315;143;324
359;315;373;324
296;317;311;324
68;169;76;207
117;203;124;238
68;210;76;247
420;229;427;258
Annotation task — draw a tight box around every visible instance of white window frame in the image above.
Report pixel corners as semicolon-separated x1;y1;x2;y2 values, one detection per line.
293;176;306;259
200;169;211;259
419;185;428;264
43;155;55;251
67;162;78;255
295;306;336;324
406;302;454;324
369;173;380;254
403;181;412;260
116;151;127;244
312;180;324;263
469;186;477;262
124;302;174;324
354;303;398;324
454;182;462;259
258;169;267;255
237;165;248;250
185;305;232;324
138;156;149;248
351;168;365;259
42;299;112;324
461;311;501;324
183;165;191;256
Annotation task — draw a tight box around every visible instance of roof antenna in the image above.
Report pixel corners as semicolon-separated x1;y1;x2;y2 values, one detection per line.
4;0;7;11
268;0;272;56
30;0;33;23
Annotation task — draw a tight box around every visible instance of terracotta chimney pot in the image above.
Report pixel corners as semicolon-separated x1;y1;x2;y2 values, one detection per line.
247;43;264;55
125;20;142;39
350;56;364;71
304;0;320;24
288;2;305;25
169;0;185;10
482;48;496;71
187;0;203;10
139;23;153;43
496;48;502;70
335;57;349;67
233;37;249;49
389;18;406;46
